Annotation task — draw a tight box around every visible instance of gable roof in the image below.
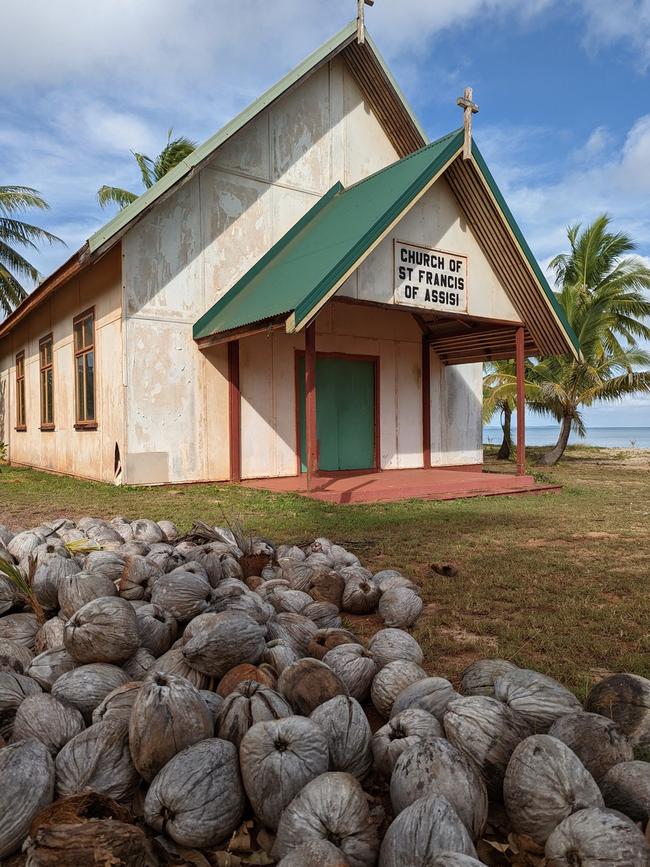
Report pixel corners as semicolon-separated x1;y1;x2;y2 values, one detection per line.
0;21;426;341
193;130;580;361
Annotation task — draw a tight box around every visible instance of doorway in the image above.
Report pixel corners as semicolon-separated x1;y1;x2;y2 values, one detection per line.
297;353;377;472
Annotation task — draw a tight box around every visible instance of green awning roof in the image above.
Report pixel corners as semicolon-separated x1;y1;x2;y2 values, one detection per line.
193;129;464;340
193;129;580;358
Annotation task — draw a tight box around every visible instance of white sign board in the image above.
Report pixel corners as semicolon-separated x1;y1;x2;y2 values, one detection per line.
394;241;467;312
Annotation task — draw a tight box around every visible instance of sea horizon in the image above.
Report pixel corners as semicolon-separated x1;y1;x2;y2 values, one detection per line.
483;425;650;449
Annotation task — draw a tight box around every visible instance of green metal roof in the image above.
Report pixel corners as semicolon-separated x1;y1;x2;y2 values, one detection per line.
193;129;580;358
87;21;426;255
194;129;464;340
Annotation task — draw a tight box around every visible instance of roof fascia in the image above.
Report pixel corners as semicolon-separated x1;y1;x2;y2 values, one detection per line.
363;31;428;145
470;141;581;359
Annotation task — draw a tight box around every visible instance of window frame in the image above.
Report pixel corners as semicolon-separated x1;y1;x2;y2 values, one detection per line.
15;350;26;431
39;333;55;431
73;307;98;430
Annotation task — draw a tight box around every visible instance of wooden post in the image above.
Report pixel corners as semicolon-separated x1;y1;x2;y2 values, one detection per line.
305;321;318;490
422;336;431;469
515;326;526;477
228;340;241;482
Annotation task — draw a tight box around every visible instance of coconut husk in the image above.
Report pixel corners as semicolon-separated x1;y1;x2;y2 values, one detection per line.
30;792;131;835
307;628;358;660
239;552;271;579
216;663;277;698
24;820;155;866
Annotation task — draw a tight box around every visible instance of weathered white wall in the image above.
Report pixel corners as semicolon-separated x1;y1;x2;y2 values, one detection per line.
0;246;124;482
429;350;483;466
340;176;521;323
122;57;401;483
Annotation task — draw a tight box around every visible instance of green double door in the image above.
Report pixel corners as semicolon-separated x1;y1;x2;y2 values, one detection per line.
298;355;376;472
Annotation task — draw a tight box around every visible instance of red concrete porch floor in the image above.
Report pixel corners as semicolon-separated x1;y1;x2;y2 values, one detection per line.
241;467;561;505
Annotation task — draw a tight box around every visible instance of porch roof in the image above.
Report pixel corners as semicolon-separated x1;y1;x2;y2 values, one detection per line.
193;131;580;361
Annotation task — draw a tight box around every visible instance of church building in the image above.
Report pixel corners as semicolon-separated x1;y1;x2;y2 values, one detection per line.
0;17;579;499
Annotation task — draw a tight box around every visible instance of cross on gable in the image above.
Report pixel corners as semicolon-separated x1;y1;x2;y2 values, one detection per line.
357;0;375;44
457;87;479;160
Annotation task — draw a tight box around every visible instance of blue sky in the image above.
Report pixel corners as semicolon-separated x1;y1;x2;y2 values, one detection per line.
2;0;650;428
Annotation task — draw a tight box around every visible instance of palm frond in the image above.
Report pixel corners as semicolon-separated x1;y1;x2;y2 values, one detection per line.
0;217;62;250
64;539;102;555
97;185;138;210
0;239;40;282
0;263;27;315
0;186;50;216
0;557;46;623
132;152;156;190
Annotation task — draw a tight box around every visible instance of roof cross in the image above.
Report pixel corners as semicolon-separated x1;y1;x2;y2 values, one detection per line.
357;0;374;44
457;87;479;160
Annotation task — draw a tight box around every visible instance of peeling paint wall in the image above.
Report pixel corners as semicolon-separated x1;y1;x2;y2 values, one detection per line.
340;176;521;322
429;352;483;466
0;246;124;482
121;57;401;484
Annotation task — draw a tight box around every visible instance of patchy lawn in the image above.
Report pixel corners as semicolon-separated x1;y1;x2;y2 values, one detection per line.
1;446;648;696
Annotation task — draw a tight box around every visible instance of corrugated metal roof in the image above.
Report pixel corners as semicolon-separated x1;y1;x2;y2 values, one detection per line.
193;130;464;341
87;21;426;255
193;131;581;361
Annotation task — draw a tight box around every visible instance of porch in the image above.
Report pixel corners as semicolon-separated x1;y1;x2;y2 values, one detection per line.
242;465;560;505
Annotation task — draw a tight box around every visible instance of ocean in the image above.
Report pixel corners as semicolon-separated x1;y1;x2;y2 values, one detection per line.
483;425;650;449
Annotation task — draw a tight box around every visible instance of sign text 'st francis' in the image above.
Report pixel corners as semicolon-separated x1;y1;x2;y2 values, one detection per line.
393;240;468;312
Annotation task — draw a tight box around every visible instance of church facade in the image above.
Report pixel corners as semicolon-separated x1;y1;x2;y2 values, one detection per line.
0;21;578;487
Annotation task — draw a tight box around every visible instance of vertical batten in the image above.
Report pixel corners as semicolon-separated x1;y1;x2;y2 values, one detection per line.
228;340;241;482
305;321;318;488
516;326;526;476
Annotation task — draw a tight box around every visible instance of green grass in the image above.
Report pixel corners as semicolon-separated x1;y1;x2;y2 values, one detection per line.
2;445;648;696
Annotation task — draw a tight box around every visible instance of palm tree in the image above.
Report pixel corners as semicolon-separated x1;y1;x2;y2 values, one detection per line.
97;129;197;210
483;215;650;466
483;360;516;459
0;186;63;316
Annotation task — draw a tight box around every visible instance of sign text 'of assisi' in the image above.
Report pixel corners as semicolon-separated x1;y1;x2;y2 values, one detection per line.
394;241;468;312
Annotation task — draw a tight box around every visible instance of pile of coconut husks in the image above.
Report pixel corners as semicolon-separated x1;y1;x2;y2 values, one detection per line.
1;517;650;866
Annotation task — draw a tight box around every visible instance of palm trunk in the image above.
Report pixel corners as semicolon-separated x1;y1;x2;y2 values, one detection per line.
537;415;572;466
497;404;513;460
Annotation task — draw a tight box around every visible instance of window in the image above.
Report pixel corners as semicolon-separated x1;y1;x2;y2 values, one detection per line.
39;334;54;430
73;309;96;428
15;351;26;430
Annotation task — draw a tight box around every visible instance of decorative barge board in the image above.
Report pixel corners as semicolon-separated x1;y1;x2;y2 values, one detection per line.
0;15;579;496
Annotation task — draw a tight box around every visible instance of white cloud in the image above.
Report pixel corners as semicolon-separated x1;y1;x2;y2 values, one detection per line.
574;126;612;162
483;117;650;263
576;0;650;68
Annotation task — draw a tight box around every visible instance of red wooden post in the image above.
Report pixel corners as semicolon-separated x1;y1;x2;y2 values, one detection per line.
515;326;526;477
228;340;241;482
422;336;431;468
305;321;318;490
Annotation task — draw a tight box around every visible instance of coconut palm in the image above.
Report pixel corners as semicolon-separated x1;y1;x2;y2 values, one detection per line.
97;129;197;210
483;360;516;459
0;186;63;315
483;215;650;466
